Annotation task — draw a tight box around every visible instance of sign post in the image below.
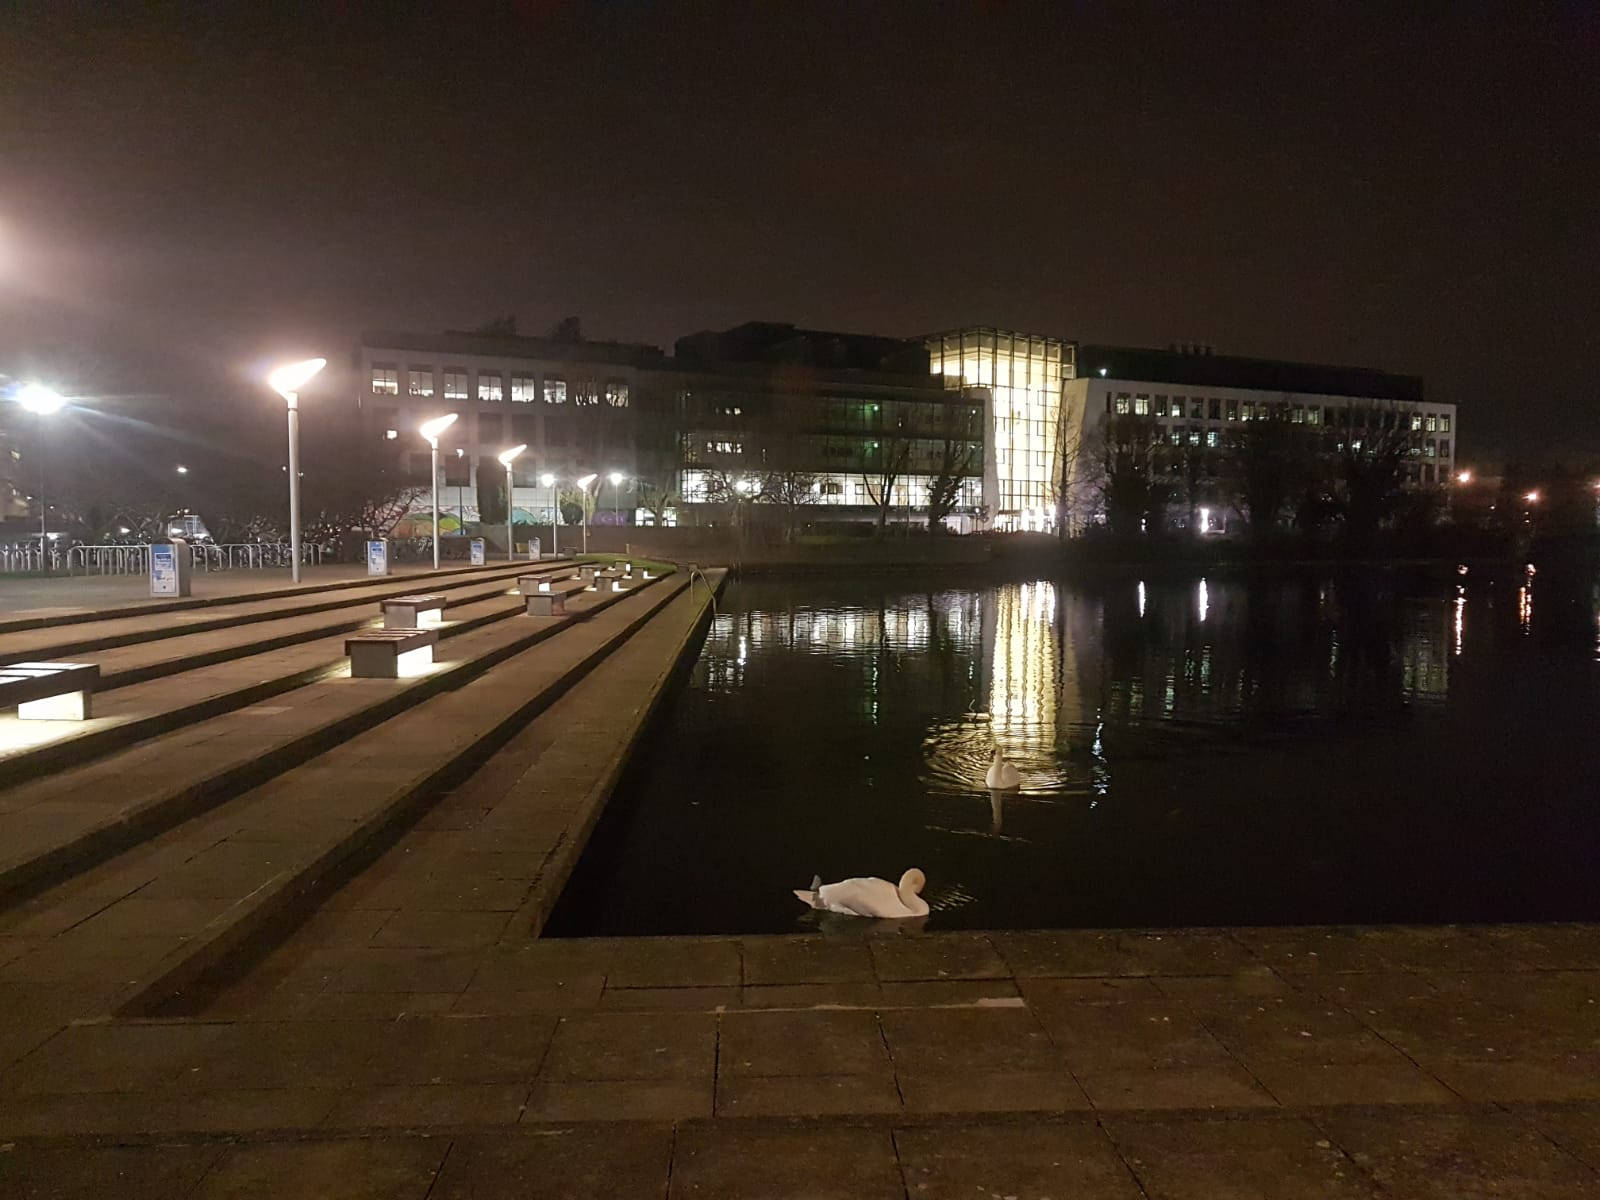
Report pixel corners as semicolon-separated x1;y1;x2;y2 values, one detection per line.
366;539;389;577
150;537;192;598
527;536;541;561
469;537;485;566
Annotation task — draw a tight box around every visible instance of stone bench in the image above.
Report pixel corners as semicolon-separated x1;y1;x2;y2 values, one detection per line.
345;628;438;679
518;572;578;595
525;578;590;617
379;594;445;629
0;661;100;720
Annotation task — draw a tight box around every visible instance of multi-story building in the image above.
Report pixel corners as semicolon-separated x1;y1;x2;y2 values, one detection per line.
356;323;1450;536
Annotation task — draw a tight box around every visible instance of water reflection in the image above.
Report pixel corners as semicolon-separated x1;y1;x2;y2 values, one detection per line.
552;566;1600;937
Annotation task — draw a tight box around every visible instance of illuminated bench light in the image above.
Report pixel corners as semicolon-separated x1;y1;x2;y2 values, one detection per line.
346;629;438;679
381;595;447;630
2;662;99;722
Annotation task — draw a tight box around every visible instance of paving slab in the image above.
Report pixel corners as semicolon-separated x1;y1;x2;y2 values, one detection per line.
669;1124;903;1199
895;1122;1145;1199
191;1136;449;1200
429;1125;674;1198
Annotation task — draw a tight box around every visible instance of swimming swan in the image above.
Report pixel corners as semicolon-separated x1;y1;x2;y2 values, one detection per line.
985;747;1021;790
794;868;929;919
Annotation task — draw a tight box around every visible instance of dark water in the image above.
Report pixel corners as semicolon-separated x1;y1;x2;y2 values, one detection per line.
547;566;1600;936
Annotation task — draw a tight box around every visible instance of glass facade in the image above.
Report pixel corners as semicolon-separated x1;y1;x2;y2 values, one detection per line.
926;328;1072;528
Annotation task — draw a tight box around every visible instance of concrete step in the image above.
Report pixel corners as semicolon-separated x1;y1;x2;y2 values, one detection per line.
0;564;584;790
0;562;538;665
0;572;673;903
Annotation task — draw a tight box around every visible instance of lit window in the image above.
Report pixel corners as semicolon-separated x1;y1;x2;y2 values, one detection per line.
1226;400;1239;421
1114;393;1130;415
1133;395;1149;416
443;370;468;400
1205;430;1219;447
370;367;398;395
820;480;843;496
574;380;599;406
1188;428;1201;446
604;381;630;408
511;374;537;403
478;372;503;402
1411;414;1423;431
409;368;433;397
1425;415;1437;432
1439;438;1450;456
543;378;567;404
1425;441;1437;458
384;429;398;440
1170;399;1183;418
1440;415;1451;433
1243;401;1256;421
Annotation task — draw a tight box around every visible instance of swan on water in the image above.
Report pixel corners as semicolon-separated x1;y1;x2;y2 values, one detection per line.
794;868;929;919
985;747;1021;790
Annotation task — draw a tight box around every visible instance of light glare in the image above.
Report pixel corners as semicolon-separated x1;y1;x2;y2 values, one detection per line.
498;443;527;465
419;413;458;442
17;383;65;415
267;357;326;399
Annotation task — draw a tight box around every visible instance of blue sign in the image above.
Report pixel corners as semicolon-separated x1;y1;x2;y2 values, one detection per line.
366;540;388;576
150;543;179;595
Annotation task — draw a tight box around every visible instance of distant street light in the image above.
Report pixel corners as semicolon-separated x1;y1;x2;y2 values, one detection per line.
267;356;327;583
497;444;526;562
175;465;189;474
576;473;598;554
17;383;65;570
607;470;625;525
540;472;558;556
1524;490;1541;504
1455;470;1473;484
419;414;459;570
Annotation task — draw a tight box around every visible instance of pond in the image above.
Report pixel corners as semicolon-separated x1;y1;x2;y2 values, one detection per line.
546;566;1600;936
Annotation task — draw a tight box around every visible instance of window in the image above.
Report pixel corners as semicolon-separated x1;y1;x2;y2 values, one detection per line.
1133;395;1149;416
1205;430;1219;447
478;413;504;441
1410;414;1423;431
478;372;503;402
820;480;844;496
1167;399;1182;418
604;381;630;408
1243;401;1257;421
707;440;743;454
384;429;398;440
1439;438;1451;457
1226;400;1239;421
1423;464;1435;483
1168;428;1183;445
1188;428;1201;446
1425;440;1437;458
1209;397;1222;420
370;367;398;395
1306;407;1321;425
1425;415;1438;433
543;378;567;404
573;380;599;406
1152;394;1165;414
408;367;433;397
1190;398;1204;419
511;374;536;403
443;370;468;400
1440;415;1451;433
1114;393;1130;415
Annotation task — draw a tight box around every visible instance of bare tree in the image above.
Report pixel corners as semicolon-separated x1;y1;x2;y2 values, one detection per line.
1223;401;1302;537
1332;401;1416;547
861;428;912;537
1081;413;1165;538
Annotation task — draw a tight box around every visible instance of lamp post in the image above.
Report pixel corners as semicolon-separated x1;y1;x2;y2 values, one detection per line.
576;473;598;554
17;383;65;573
607;470;625;526
267;357;327;583
419;414;458;570
540;472;557;556
498;444;526;561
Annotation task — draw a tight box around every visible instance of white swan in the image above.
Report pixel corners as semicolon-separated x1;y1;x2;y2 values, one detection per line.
985;747;1021;790
793;868;929;919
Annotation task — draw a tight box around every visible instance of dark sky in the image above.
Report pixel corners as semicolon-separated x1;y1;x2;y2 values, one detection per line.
2;1;1596;464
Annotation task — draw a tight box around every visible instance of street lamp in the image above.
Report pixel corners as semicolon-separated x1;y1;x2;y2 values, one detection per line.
1455;470;1473;485
539;472;557;556
1524;489;1540;504
607;470;625;525
267;357;326;583
419;414;458;569
576;472;598;554
497;444;526;562
17;383;65;571
175;465;188;474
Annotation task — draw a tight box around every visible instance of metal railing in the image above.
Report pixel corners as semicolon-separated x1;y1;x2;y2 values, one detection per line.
0;542;328;575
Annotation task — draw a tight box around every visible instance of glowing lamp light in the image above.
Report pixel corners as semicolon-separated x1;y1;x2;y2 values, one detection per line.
1455;470;1473;484
608;470;624;486
1524;490;1540;503
498;443;527;466
1199;506;1212;535
17;383;66;414
175;465;188;474
419;413;458;444
539;472;555;487
267;357;326;406
395;644;434;678
576;473;598;491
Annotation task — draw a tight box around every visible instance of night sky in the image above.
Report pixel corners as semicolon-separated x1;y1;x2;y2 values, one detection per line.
2;2;1595;463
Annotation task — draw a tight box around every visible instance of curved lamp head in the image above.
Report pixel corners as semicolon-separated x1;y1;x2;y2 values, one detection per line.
575;473;598;491
268;357;326;407
539;472;555;487
419;413;458;445
498;443;527;467
607;470;624;487
17;383;65;415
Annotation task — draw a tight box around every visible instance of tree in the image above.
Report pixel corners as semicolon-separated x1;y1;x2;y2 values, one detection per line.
1084;413;1164;538
861;429;912;537
1223;402;1302;537
548;316;583;343
635;473;680;526
302;420;426;544
925;408;978;533
1333;401;1415;547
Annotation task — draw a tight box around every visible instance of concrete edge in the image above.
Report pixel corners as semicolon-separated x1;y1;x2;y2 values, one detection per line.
111;575;692;1018
0;572;675;907
509;570;729;939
